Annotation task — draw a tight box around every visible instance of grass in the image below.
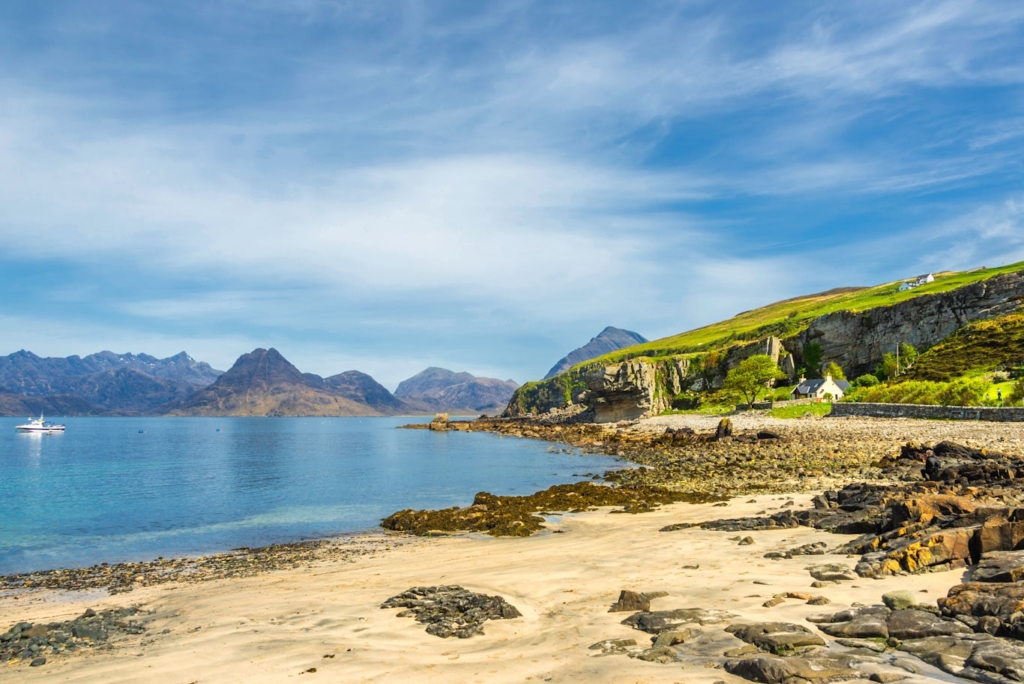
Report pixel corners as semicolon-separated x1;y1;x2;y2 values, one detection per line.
908;313;1024;381
572;261;1024;371
770;403;832;419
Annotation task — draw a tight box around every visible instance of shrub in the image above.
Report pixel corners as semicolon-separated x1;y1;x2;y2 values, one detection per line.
936;377;990;407
852;374;879;388
1010;379;1024;405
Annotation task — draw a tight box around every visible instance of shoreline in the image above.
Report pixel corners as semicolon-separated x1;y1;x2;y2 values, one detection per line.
7;414;1024;681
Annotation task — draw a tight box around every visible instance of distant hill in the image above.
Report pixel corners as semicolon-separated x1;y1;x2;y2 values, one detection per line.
0;350;222;416
0;392;103;417
395;367;518;414
544;327;648;379
165;348;406;417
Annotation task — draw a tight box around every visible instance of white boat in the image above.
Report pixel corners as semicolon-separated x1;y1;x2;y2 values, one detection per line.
15;415;65;433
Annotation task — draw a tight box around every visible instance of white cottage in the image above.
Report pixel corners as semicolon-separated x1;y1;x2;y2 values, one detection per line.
791;374;850;401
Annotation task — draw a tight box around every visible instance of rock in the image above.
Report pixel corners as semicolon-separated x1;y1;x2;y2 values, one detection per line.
725;622;825;655
812;605;891;639
757;431;781;440
762;597;785;608
807;596;831;605
652;629;692;648
725;653;860;683
965;635;1024;680
739;536;754;546
29;657;45;667
885;609;972;640
938;581;1024;637
897;635;974;667
836;637;886;652
807;563;857;581
71;622;108;641
609;590;649;613
715;418;733;440
588;638;637;655
869;674;907;683
621;608;735;634
882;591;918;611
427;413;451;431
634;645;678;663
973;551;1024;583
381;585;521;638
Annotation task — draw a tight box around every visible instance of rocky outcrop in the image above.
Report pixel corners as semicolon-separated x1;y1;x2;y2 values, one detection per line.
583;361;662;422
789;270;1024;377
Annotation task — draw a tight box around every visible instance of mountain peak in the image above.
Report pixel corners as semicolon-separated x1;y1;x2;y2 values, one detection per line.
544;326;648;379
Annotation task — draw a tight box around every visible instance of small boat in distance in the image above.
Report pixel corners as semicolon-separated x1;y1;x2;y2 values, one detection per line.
15;415;66;433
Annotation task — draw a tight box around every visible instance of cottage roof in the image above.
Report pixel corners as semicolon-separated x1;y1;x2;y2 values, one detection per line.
794;378;849;394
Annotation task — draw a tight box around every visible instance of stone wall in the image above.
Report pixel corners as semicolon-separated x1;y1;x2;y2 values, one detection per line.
831;402;1024;422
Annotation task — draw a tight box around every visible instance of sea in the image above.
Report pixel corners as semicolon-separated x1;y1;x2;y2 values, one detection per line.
0;416;622;575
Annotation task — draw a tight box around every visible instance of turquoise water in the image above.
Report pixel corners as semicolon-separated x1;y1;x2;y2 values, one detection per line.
0;417;620;574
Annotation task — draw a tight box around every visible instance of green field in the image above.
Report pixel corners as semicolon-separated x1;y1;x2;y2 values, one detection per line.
769;402;833;419
574;261;1024;371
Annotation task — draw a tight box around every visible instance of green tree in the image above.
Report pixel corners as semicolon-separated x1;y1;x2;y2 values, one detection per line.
900;343;919;368
723;354;787;408
876;353;899;381
823;361;846;380
853;374;879;388
802;343;823;376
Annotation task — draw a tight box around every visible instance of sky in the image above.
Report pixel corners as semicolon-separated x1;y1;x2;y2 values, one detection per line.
2;0;1024;389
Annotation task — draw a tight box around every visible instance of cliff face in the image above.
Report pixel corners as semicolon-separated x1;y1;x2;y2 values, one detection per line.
790;270;1024;377
506;270;1024;422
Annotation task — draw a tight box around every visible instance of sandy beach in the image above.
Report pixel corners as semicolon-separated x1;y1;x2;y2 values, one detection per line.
7;413;1024;683
0;492;968;683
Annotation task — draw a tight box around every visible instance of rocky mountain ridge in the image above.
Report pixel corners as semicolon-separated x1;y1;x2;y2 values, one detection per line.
544;326;647;379
0;350;223;416
164;348;405;417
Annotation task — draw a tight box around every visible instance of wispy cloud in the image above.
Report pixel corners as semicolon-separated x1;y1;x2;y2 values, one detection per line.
2;0;1024;382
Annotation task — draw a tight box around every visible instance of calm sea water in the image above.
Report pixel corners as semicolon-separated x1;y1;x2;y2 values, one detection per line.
0;417;621;575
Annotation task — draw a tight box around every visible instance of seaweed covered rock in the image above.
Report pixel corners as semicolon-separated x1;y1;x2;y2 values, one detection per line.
380;585;521;638
381;481;720;537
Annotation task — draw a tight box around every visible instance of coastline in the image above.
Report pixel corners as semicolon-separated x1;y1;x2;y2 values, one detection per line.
7;414;1024;681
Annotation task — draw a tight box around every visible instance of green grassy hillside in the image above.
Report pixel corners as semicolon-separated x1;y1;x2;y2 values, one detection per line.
577;262;1024;370
907;313;1024;381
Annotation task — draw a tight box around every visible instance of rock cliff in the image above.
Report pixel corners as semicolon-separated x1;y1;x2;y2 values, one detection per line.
789;270;1024;377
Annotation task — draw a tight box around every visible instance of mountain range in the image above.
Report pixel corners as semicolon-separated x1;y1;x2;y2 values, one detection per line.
0;350;223;416
0;349;522;417
544;326;647;379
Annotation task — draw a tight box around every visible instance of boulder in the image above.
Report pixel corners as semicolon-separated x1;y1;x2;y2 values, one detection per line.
726;622;826;655
973;551;1024;584
882;591;918;611
885;609;972;640
725;653;860;684
621;608;735;634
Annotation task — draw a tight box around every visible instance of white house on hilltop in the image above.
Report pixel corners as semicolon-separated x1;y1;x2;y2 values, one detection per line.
896;273;935;292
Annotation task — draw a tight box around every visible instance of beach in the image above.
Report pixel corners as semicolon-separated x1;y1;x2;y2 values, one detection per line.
5;414;1024;683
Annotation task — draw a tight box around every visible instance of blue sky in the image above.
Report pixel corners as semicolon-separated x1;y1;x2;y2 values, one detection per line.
2;0;1024;388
